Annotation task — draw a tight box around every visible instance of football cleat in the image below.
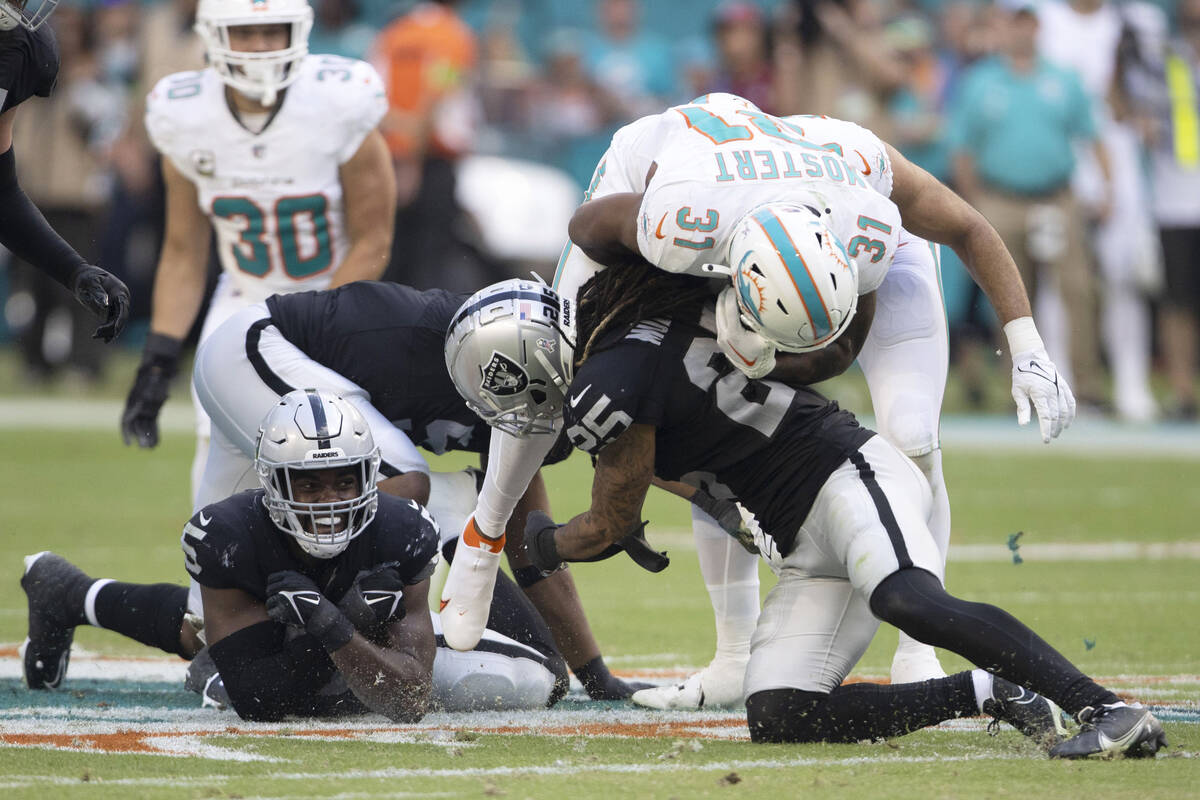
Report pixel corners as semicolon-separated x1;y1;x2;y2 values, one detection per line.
983;676;1069;750
184;646;231;710
631;658;747;710
1049;702;1167;759
438;518;504;651
889;643;947;684
19;552;94;690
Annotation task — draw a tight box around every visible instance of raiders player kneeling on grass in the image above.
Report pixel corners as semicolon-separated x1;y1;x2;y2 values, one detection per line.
20;389;561;721
444;274;1167;759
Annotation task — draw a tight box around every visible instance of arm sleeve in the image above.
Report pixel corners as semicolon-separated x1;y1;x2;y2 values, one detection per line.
209;621;340;721
0;147;87;290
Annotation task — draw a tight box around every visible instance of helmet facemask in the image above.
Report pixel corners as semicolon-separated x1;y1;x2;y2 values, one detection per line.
0;0;57;31
194;1;313;107
255;389;381;558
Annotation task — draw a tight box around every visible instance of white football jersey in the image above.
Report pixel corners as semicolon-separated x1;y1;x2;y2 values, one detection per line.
146;55;387;304
634;101;901;294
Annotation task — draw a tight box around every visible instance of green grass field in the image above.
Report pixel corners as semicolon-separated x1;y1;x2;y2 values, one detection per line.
0;414;1197;798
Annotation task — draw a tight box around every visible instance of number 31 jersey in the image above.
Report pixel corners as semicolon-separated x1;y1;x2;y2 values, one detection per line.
145;55;387;304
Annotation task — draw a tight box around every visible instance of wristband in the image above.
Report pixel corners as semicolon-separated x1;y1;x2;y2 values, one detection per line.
1002;316;1044;356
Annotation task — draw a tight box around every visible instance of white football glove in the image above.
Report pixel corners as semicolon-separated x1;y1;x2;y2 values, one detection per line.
715;286;776;380
1005;317;1076;443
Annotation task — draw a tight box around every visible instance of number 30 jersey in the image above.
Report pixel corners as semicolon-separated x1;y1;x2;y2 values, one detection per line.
145;55;387;304
564;303;874;557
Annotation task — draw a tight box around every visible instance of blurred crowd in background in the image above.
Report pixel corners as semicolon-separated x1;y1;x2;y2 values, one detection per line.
3;0;1198;423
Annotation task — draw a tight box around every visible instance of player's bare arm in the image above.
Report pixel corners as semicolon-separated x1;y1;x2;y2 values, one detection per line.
567;192;645;268
885;143;1031;325
200;585;271;647
377;471;432;506
771;291;877;386
553;424;656;561
149;157;214;341
330;129;396;286
329;578;434;723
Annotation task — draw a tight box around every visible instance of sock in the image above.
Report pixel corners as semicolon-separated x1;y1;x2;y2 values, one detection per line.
692;504;758;665
971;668;993;713
91;582;191;658
473;428;556;537
747;672;977;743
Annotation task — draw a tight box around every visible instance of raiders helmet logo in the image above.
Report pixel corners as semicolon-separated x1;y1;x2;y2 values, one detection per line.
480;352;528;397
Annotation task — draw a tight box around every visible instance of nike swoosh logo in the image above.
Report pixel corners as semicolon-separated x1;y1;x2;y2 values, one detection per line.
1015;361;1058;387
570;385;590;406
654;213;669;240
198;511;211;526
439;598;449;612
855;150;872;176
726;343;758;368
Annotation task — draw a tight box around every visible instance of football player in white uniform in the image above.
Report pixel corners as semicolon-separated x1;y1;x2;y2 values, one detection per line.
119;0;395;506
438;95;1074;702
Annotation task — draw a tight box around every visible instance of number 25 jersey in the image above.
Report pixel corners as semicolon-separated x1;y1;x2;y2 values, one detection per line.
145;55;387;304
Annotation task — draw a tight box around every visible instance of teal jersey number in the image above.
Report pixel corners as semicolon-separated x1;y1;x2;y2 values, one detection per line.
847;214;893;264
213;193;333;278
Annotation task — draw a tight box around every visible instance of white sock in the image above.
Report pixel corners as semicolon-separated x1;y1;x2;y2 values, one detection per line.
84;578;115;628
473;428;557;538
692;504;759;665
971;668;993;713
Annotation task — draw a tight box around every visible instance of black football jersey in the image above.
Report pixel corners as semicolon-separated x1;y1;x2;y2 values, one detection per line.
182;489;440;603
265;282;491;456
564;305;874;557
0;26;57;114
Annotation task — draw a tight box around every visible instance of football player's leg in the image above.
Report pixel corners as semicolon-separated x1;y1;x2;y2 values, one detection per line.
633;504;759;710
21;552;194;689
429;612;561;711
440;427;556;650
856;238;950;682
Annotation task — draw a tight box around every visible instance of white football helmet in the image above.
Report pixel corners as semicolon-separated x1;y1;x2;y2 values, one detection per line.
0;0;57;31
445;279;575;437
194;0;313;106
726;203;858;353
255;388;380;558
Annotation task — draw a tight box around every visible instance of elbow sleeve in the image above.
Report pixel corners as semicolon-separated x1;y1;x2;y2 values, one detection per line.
208;621;339;721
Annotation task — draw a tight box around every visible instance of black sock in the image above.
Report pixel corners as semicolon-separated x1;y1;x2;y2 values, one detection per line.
747;672;978;743
92;582;191;658
870;569;1121;715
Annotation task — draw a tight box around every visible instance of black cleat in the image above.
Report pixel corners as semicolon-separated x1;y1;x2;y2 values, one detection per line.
19;552;93;690
1049;703;1168;759
983;676;1069;750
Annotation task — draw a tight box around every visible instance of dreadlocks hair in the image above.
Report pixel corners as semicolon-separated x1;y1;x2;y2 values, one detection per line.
573;260;714;370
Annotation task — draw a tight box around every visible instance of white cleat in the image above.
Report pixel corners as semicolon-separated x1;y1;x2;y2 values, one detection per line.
632;659;747;710
438;521;504;652
890;644;947;684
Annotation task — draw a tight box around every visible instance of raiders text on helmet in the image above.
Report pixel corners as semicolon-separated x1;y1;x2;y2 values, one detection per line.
445;279;575;437
254;388;380;558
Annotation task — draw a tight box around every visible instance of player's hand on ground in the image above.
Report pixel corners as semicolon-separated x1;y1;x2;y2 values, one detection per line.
121;333;182;448
715;286;776;380
337;565;406;632
1010;348;1076;443
580;671;654;701
266;570;355;651
71;265;130;343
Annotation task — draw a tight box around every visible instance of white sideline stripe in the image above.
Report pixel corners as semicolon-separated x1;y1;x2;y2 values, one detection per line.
0;752;1031;787
2;398;1200;457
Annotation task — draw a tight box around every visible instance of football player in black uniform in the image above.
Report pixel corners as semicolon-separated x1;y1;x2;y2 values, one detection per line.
19;389;564;720
0;4;129;342
445;270;1167;760
187;279;646;700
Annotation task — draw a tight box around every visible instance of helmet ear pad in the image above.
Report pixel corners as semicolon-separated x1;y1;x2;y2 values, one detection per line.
254;388;381;558
445;279;575;438
729;203;859;353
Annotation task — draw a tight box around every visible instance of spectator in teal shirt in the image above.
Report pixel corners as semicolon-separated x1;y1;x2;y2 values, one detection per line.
947;0;1112;406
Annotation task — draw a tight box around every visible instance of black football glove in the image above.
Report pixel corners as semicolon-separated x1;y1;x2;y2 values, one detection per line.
121;332;183;448
265;570;355;652
691;490;759;555
524;511;669;574
71;264;130;343
337;565;407;633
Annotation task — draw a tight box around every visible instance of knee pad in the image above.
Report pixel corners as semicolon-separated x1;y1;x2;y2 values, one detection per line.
746;688;826;743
